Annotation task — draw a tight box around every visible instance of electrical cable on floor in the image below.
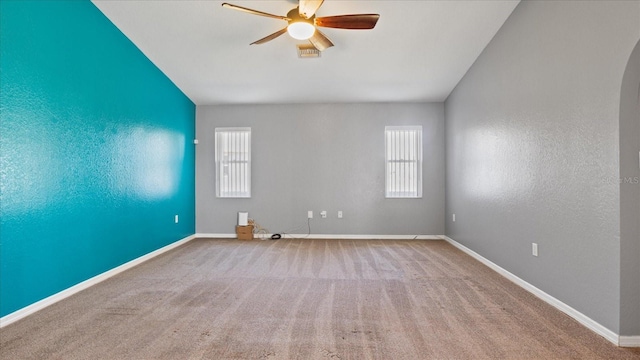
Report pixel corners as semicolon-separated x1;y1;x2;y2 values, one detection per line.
281;218;311;240
248;219;269;240
248;217;312;241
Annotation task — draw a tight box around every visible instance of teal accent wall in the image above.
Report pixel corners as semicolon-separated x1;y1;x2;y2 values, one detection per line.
0;0;196;317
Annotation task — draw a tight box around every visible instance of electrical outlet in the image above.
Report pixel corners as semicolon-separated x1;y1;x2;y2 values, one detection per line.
308;211;313;219
532;243;538;257
338;211;343;218
453;213;456;222
174;215;179;224
320;211;327;218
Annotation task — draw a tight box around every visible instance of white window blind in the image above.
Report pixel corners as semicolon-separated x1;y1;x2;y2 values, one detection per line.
385;126;423;198
215;127;251;198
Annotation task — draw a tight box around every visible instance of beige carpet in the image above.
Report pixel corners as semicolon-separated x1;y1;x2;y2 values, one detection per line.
1;239;639;359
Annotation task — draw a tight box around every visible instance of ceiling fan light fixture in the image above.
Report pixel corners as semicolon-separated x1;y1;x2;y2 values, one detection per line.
287;22;315;40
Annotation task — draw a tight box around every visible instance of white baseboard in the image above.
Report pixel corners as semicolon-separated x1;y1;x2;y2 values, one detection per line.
619;336;640;347
0;234;197;328
195;233;237;238
439;236;627;347
195;233;442;240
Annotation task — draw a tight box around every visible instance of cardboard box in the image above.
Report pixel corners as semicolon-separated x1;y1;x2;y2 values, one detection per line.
236;225;254;240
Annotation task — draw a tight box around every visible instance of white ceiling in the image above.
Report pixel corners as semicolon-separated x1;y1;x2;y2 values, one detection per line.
92;0;519;105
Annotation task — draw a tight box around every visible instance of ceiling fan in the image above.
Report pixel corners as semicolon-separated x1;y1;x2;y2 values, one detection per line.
221;0;380;51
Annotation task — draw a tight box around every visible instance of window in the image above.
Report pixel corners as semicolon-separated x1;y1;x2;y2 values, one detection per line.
385;126;422;198
215;127;251;198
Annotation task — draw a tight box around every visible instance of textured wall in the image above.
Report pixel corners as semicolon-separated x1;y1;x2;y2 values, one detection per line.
0;1;195;317
196;103;444;236
445;0;639;333
619;39;640;336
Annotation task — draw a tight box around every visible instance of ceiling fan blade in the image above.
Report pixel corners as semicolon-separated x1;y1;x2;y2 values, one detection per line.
222;3;290;21
251;28;288;45
308;29;334;51
315;14;380;29
298;0;324;19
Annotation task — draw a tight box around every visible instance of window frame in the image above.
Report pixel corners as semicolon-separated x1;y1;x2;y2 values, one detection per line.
385;125;423;199
215;127;251;198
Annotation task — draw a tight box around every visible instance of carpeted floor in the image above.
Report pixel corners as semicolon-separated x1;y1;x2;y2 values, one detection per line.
1;239;639;359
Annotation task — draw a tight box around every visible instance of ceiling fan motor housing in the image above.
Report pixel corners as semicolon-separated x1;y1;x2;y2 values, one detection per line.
287;7;314;25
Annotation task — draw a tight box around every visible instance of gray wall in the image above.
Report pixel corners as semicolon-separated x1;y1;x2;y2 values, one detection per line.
445;0;639;333
196;102;445;236
619;39;640;336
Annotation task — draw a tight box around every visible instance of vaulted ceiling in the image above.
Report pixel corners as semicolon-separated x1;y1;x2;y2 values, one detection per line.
92;0;520;105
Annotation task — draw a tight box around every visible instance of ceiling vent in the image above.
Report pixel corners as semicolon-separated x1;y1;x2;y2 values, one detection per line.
297;44;320;58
